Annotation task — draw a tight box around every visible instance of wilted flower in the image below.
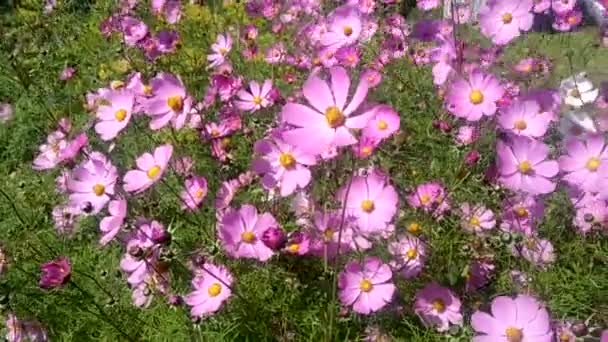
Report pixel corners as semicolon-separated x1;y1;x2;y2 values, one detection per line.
39;256;71;289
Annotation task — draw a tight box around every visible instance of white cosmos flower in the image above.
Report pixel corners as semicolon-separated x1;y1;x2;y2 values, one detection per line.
560;72;599;108
559;110;597;138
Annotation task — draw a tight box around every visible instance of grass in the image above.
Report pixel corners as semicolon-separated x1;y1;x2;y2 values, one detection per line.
0;1;607;341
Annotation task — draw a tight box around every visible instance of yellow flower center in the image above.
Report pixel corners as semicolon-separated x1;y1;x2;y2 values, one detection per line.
518;161;532;174
194;188;205;198
92;184;105;196
502;12;513;24
279;153;296;169
325;106;345;128
207;283;222;297
469;90;484;105
361;199;375;213
406;248;418;259
211;129;220;137
241;231;256;243
570;89;581;98
287;243;300;253
420;194;431;205
586;157;600;172
559;332;571;341
567;15;578;25
361;146;373;156
432;299;446;313
253;96;263;105
221;137;231;148
377;120;388;130
469;216;481;226
407;222;422;234
110;80;125;90
323;229;334;242
167;95;183;112
114;109;127;122
343;25;353;36
515;207;529;218
359;278;373;292
143;85;153;95
147;165;161;179
505;326;523;342
219;48;228;56
514;120;527;131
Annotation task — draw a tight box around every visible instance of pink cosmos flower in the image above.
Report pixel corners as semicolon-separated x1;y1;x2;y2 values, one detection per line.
321;6;362;48
497;100;551;138
414;283;463;332
459;203;496;234
496;136;559;195
417;0;440;10
281;66;374;155
180;176;208;211
67;156;117;214
552;0;576;15
479;0;534;45
208;33;232;69
335;46;361;68
573;199;607;234
215;179;241;211
559;135;608;192
120;220;167;286
99;198;126;246
362;105;400;141
52;204;81;235
285;231;312;255
337;170;398;235
455;125;479;145
552;10;583;32
406;182;451;218
58;133;87;163
184;263;232;317
388;235;427;279
235;80;273;113
471;295;553;342
500;194;544;235
0;102;13;122
361;68;382;88
59;67;75;81
145;73;192;130
310;211;356;258
151;0;181;24
95;89;134;140
352;135;380;159
252;138;316;197
33;131;67;170
123;144;173;193
446;71;504;121
120;16;148;46
532;0;551;13
338;257;396;314
218;204;277;262
264;43;286;64
39;256;71;289
513;237;555;267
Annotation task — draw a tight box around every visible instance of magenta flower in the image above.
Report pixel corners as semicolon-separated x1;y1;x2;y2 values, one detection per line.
67;156;117;214
406;182;451;218
414;283;463;332
264;43;286;64
559;135;608;192
352;135;380;159
207;33;232;69
252;138;316;197
552;9;583;32
337;170;398;235
99;198;126;246
281;66;374;155
496;136;559;195
338;257;396;314
184;263;232;318
500;194;544;235
551;0;576;15
120;16;148;46
235;80;273;112
361;68;382;88
321;6;362;48
39;256;71;289
180;176;208;211
497;100;551;138
417;0;440;10
471;295;553;342
465;258;495;293
94;89;134;140
123;144;173;193
145;73;192;130
58;133;88;163
388;235;427;279
218;204;277;261
285;231;312;255
459;203;496;234
532;0;551;13
261;226;287;250
335;46;361;68
151;0;181;24
362;105;400;141
310;211;356;258
479;0;533;45
446;71;504;121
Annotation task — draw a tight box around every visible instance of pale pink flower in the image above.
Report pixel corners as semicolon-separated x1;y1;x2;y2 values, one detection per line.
123;144;173;193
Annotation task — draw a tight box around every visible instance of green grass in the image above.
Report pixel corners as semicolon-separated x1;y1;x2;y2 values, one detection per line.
0;1;607;341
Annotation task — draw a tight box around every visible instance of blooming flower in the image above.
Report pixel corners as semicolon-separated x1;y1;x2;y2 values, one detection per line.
94;89;135;140
67;156;117;214
218;204;277;261
33;131;67;170
446;71;504;121
184;263;233;317
500;194;544;235
513;237;555;266
337;170;398;235
471;295;553;342
180;176;208;211
120;16;148;46
479;0;534;45
497;100;551;138
285;231;312;255
151;0;181;24
496;136;559;195
573;199;607;234
123;144;173;193
235;80;273;112
52;204;81;235
310;211;356;258
388;235;427;279
559;135;608;191
362;105;400;141
455;125;479;145
120;220;167;286
99;199;127;245
459;203;496;234
207;33;232;69
338;257;396;314
39;256;71;289
321;6;362;48
145;73;192;130
414;283;463;332
406;182;451;218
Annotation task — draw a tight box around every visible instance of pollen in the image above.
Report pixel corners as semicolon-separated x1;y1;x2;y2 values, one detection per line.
194;188;206;198
361;146;373;156
407;222;422;234
420;194;431;205
361;199;375;213
253;96;263;106
469;90;484;105
359;278;373;292
211;129;220;137
431;299;446;313
514;207;528;218
279;153;296;169
377;119;388;130
325;106;345;128
147;165;161;179
167;95;183;112
518;161;532;174
114;109;127;122
502;12;513;24
514;120;527;131
287;243;300;253
241;231;256;243
143;84;153;95
343;25;353;36
586;157;600;172
469;216;481;226
406;248;418;259
221;137;231;148
207;283;222;297
219;48;228;56
323;229;334;242
92;184;106;196
505;326;523;342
